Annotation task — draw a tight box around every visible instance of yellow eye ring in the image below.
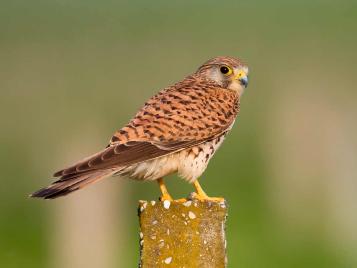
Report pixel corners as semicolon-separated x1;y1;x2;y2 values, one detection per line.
220;65;233;76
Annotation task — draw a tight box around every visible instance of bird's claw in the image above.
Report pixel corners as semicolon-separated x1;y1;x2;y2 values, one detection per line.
189;192;225;202
159;193;173;202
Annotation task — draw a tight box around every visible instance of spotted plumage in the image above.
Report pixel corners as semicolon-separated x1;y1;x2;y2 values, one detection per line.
31;56;249;199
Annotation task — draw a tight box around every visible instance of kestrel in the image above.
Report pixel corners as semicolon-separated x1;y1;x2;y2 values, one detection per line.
31;56;249;200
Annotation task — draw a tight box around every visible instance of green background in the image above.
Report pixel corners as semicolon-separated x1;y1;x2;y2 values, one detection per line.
1;1;356;267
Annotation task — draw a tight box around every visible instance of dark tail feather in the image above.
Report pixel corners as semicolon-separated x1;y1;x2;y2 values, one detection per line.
30;169;114;199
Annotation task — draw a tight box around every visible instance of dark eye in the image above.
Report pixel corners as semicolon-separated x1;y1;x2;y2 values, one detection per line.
220;66;232;75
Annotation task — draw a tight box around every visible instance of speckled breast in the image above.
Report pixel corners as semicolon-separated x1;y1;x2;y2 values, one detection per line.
176;133;228;182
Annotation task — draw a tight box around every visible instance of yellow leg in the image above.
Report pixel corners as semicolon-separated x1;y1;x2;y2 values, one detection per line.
157;178;173;201
192;180;224;202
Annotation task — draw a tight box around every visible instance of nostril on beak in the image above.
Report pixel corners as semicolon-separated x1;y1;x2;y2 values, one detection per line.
239;76;248;87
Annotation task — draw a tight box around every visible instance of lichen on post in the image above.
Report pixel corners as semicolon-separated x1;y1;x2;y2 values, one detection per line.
138;198;228;267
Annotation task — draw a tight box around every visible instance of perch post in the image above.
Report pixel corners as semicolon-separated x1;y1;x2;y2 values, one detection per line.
138;198;228;267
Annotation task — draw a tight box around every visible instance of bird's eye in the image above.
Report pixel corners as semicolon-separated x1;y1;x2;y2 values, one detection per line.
220;66;232;75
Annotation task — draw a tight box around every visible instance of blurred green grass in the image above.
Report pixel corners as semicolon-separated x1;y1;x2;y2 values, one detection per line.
0;1;356;267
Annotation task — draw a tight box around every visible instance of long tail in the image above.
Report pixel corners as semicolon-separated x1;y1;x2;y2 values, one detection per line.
30;169;115;199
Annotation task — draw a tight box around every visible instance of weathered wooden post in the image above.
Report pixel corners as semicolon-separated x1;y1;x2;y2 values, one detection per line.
138;198;228;267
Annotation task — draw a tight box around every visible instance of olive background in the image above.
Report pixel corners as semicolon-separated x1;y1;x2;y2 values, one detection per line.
1;1;356;267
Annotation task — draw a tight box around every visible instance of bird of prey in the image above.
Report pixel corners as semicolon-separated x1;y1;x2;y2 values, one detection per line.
31;56;249;200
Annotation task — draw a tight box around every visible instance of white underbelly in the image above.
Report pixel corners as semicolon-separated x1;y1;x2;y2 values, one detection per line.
119;134;226;183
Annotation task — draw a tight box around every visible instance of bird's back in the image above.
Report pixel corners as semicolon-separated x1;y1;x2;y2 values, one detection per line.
110;75;240;146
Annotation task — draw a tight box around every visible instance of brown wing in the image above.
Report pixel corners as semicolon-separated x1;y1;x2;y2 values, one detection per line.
31;138;215;199
54;140;201;178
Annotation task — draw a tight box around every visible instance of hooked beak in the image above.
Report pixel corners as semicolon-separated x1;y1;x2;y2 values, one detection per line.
234;70;249;88
239;75;248;88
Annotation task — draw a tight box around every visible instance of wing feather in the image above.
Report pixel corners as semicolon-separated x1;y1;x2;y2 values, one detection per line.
53;139;204;178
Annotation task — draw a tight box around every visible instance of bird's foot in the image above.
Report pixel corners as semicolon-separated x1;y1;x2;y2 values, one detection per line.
191;180;225;202
159;193;174;202
189;192;225;202
157;178;174;201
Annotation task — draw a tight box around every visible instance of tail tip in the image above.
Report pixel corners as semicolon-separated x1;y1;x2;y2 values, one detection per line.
29;187;59;199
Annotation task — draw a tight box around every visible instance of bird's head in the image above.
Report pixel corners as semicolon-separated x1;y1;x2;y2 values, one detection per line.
196;56;249;96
